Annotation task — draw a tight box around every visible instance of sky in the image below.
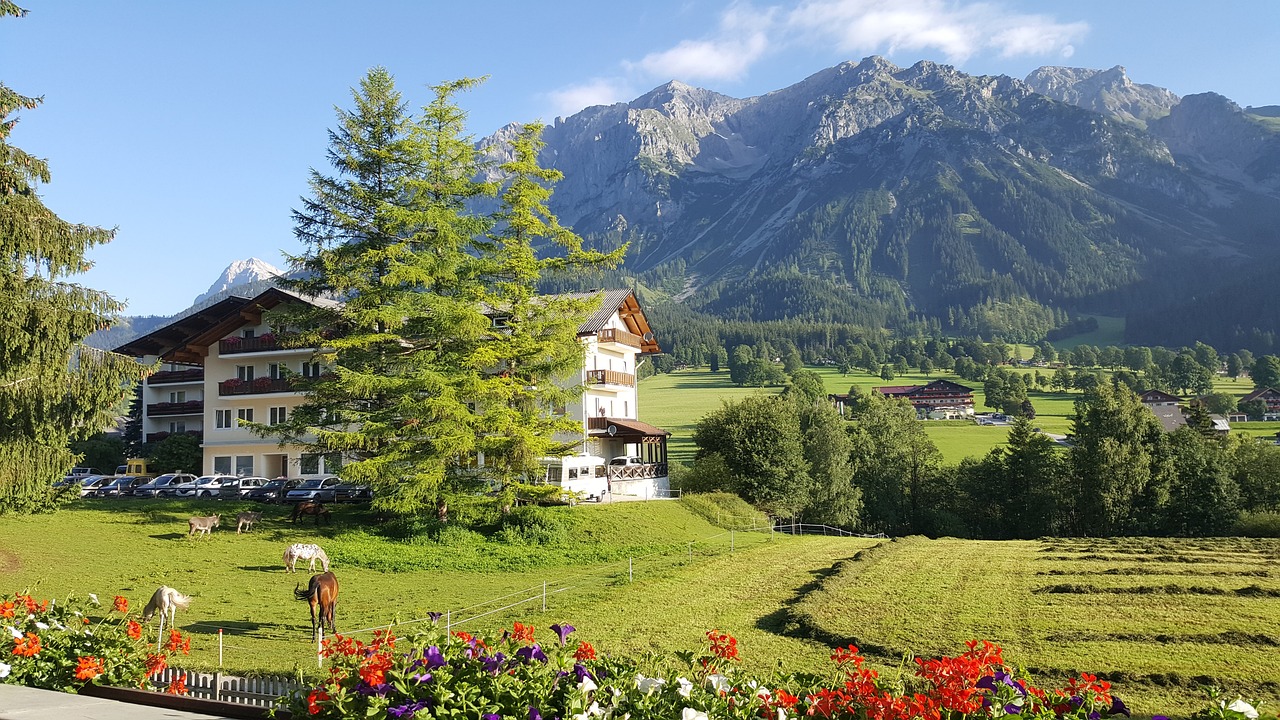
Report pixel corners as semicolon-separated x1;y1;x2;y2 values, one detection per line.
4;0;1278;317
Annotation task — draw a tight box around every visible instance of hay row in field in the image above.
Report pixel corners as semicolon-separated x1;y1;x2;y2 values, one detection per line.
1034;582;1280;596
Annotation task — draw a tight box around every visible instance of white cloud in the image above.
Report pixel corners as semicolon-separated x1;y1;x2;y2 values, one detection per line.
628;2;776;82
786;0;1087;63
545;78;634;119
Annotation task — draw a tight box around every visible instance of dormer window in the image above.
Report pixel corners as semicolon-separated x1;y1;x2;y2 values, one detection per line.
243;329;256;339
491;315;511;329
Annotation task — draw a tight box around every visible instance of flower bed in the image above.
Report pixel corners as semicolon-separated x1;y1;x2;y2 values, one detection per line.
0;590;192;695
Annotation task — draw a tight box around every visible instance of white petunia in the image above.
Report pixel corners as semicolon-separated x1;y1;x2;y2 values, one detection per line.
635;674;665;695
676;677;694;698
707;674;731;693
7;626;21;639
85;629;93;637
777;709;787;720
571;702;602;720
34;622;49;630
87;593;99;606
1227;700;1259;720
579;676;598;693
756;687;772;701
682;708;709;720
0;662;9;679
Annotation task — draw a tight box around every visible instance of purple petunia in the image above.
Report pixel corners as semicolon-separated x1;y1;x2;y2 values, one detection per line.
550;623;575;646
412;671;433;684
1109;697;1131;717
355;681;391;697
482;652;508;675
428;612;443;624
529;707;542;720
483;714;500;720
573;663;595;683
1004;704;1023;715
424;645;447;669
388;700;432;719
515;644;549;664
1089;712;1102;720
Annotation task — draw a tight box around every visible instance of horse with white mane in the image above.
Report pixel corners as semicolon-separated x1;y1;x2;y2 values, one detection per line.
141;586;191;627
283;543;330;574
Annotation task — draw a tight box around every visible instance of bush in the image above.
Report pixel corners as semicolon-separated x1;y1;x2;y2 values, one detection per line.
1235;511;1280;537
497;505;569;545
680;492;769;530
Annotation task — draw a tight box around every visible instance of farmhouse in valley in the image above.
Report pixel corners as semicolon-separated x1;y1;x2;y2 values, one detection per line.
1138;389;1187;433
873;379;975;419
114;287;671;497
1240;387;1280;421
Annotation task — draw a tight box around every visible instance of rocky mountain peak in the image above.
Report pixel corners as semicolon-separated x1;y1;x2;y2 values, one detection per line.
192;257;284;306
1026;64;1178;126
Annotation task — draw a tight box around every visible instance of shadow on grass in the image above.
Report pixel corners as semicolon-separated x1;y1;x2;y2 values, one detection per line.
179;619;294;638
237;566;286;573
754;564;840;636
149;532;188;541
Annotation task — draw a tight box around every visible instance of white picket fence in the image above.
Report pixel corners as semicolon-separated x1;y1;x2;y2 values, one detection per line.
150;668;299;708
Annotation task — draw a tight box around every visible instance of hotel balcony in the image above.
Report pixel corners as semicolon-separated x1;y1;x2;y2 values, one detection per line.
218;377;295;396
146;400;204;416
219;335;282;354
596;328;643;349
147;368;204;385
586;369;635;388
145;430;203;444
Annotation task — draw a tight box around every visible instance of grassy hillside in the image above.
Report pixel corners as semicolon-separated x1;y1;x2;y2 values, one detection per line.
2;500;1275;713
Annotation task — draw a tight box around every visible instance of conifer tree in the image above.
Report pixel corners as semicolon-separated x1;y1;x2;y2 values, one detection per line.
0;3;148;513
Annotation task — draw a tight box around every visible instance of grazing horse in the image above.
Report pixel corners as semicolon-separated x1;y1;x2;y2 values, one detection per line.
141;586;191;626
187;515;219;539
293;571;338;640
236;511;262;534
283;543;330;574
290;501;331;526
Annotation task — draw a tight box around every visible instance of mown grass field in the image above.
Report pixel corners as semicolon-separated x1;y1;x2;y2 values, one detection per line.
2;499;1277;713
640;366;1279;465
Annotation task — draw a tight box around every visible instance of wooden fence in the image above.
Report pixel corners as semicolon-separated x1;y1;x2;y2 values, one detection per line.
150;668;299;709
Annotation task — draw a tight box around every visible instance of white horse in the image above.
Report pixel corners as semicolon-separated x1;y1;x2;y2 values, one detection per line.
283;543;330;574
141;586;192;626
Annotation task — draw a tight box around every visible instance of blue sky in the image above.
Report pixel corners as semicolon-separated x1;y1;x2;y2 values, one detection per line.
4;0;1278;316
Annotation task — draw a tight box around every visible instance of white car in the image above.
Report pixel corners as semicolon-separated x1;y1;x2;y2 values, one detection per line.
217;476;270;498
174;474;238;498
77;475;111;497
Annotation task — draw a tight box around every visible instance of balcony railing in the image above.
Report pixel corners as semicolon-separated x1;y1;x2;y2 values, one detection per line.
218;377;294;396
219;336;282;354
586;369;635;387
607;463;669;480
145;430;203;444
146;400;204;416
597;328;643;349
148;369;204;385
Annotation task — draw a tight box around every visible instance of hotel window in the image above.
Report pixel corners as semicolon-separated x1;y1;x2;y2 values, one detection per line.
213;456;232;475
268;363;282;379
237;365;255;382
168;391;186;404
242;329;255;339
300;453;320;474
269;406;287;425
168;421;186;433
215;409;232;429
235;456;254;476
236;408;254;426
302;362;321;378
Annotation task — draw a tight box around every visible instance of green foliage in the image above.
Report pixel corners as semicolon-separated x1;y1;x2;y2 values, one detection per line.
148;433;202;474
497;505;570;545
0;7;147;514
69;434;126;475
692;396;811;516
1252;355;1280;390
847;393;943;534
1234;511;1280;537
679;492;769;529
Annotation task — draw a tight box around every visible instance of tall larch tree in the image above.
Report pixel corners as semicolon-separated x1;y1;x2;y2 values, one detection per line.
0;3;148;513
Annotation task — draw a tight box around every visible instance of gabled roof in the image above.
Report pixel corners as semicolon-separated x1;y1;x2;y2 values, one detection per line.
875;385;919;395
916;379;974;393
1241;387;1280;402
875;380;973;397
1138;389;1181;404
560;288;660;354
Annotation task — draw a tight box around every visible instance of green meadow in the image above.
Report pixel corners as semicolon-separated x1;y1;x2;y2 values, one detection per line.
1;499;1276;713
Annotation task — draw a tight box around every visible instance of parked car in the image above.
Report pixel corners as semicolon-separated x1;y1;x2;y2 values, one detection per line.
218;476;269;499
284;476;343;504
608;456;644;467
76;475;111;497
67;467;102;479
175;474;239;498
134;473;197;499
91;475;150;498
334;482;373;503
245;478;303;503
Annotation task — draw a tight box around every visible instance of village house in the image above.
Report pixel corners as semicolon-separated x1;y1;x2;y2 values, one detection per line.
1240;387;1280;421
1138;389;1187;432
114;287;671;498
873;379;975;418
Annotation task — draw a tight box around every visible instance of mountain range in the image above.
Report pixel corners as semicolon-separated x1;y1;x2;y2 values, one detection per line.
93;59;1280;354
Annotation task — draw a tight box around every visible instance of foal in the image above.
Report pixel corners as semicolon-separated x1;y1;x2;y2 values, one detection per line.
290;501;331;526
293;571;338;640
141;586;192;627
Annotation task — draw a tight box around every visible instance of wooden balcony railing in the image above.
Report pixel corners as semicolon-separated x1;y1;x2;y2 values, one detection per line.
146;400;204;416
597;328;643;348
586;369;635;387
148;369;204;385
146;430;203;443
219;335;282;354
606;463;669;480
218;377;294;396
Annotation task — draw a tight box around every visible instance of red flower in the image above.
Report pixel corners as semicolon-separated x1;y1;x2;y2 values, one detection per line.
511;621;536;644
13;632;41;657
126;620;142;640
0;600;14;618
113;595;129;613
707;629;739;661
307;688;330;715
358;652;393;687
165;674;188;695
15;594;46;614
75;656;105;681
144;653;167;676
573;640;597;661
164;629;190;654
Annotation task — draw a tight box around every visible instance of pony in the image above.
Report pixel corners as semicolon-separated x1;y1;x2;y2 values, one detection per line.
283;543;330;574
236;511;262;534
293;571;338;640
141;586;191;627
290;501;331;526
187;514;219;539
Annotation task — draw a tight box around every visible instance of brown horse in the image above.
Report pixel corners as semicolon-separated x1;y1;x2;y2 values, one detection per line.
290;501;331;526
293;571;338;640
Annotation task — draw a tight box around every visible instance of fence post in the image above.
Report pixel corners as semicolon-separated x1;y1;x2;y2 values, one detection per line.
317;627;323;669
542;582;547;612
218;628;223;668
446;610;451;639
156;612;164;652
214;671;222;702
